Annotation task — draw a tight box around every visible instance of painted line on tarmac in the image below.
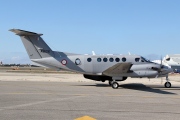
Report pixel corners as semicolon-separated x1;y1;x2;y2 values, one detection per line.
0;95;86;111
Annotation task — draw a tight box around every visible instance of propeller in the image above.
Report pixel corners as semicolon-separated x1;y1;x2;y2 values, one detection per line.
152;56;164;84
160;56;163;84
152;56;172;85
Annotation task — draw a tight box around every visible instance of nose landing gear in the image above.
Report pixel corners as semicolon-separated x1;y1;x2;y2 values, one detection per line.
164;75;171;88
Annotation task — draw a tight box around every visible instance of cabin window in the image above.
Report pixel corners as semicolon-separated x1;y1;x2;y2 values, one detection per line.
135;58;140;62
97;58;102;62
75;58;81;65
115;58;120;62
103;58;108;62
109;58;114;62
87;58;92;62
122;57;126;62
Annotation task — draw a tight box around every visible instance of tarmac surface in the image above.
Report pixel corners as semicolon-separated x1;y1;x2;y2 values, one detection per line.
0;72;180;120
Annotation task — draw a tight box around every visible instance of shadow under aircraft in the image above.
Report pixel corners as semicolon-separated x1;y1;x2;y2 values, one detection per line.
76;83;177;95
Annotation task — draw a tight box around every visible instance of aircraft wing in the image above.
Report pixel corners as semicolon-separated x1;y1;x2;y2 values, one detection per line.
103;62;133;76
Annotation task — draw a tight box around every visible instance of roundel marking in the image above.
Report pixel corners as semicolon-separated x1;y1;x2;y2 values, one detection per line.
61;59;67;65
75;58;81;65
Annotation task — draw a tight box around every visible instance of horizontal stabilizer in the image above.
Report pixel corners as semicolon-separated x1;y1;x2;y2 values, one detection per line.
9;29;43;36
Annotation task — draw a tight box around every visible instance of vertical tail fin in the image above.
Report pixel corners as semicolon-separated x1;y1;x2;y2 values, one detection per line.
10;29;54;59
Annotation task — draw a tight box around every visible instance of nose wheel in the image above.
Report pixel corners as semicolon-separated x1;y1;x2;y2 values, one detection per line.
164;82;171;88
164;75;171;88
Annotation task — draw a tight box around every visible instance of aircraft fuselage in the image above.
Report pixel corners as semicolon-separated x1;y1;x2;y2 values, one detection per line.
32;53;171;80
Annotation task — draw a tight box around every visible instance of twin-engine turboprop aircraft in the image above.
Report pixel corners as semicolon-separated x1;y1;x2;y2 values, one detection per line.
10;29;173;89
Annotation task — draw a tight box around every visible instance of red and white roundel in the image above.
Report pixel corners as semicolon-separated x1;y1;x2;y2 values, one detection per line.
61;59;67;65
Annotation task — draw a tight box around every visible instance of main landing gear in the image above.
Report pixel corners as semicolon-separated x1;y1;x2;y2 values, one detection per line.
109;80;119;89
112;82;119;89
164;76;171;88
108;81;113;86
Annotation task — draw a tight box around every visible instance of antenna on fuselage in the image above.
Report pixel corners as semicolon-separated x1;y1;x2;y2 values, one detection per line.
92;51;96;55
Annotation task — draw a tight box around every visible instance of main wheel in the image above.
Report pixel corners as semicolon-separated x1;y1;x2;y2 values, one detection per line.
112;82;119;89
164;82;171;88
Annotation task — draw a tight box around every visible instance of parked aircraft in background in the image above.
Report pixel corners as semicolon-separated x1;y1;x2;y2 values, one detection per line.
153;55;180;73
10;29;173;89
164;54;180;73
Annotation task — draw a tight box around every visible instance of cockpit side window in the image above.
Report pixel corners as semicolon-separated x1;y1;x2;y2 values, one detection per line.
135;58;140;62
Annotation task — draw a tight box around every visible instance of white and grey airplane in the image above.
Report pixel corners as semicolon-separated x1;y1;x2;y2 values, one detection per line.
164;54;180;72
10;29;173;89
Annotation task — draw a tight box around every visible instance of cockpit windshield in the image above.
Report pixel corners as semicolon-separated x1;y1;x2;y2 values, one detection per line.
141;57;151;63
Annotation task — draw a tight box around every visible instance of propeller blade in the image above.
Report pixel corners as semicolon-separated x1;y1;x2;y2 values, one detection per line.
161;56;162;67
155;75;159;78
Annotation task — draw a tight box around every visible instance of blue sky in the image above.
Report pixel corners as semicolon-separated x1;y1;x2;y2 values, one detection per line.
0;0;180;63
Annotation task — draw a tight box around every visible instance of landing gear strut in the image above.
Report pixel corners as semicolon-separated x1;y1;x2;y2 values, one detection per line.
164;75;171;88
108;81;113;86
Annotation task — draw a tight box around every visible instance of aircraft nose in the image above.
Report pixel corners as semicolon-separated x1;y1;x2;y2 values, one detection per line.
162;66;173;74
165;67;173;74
